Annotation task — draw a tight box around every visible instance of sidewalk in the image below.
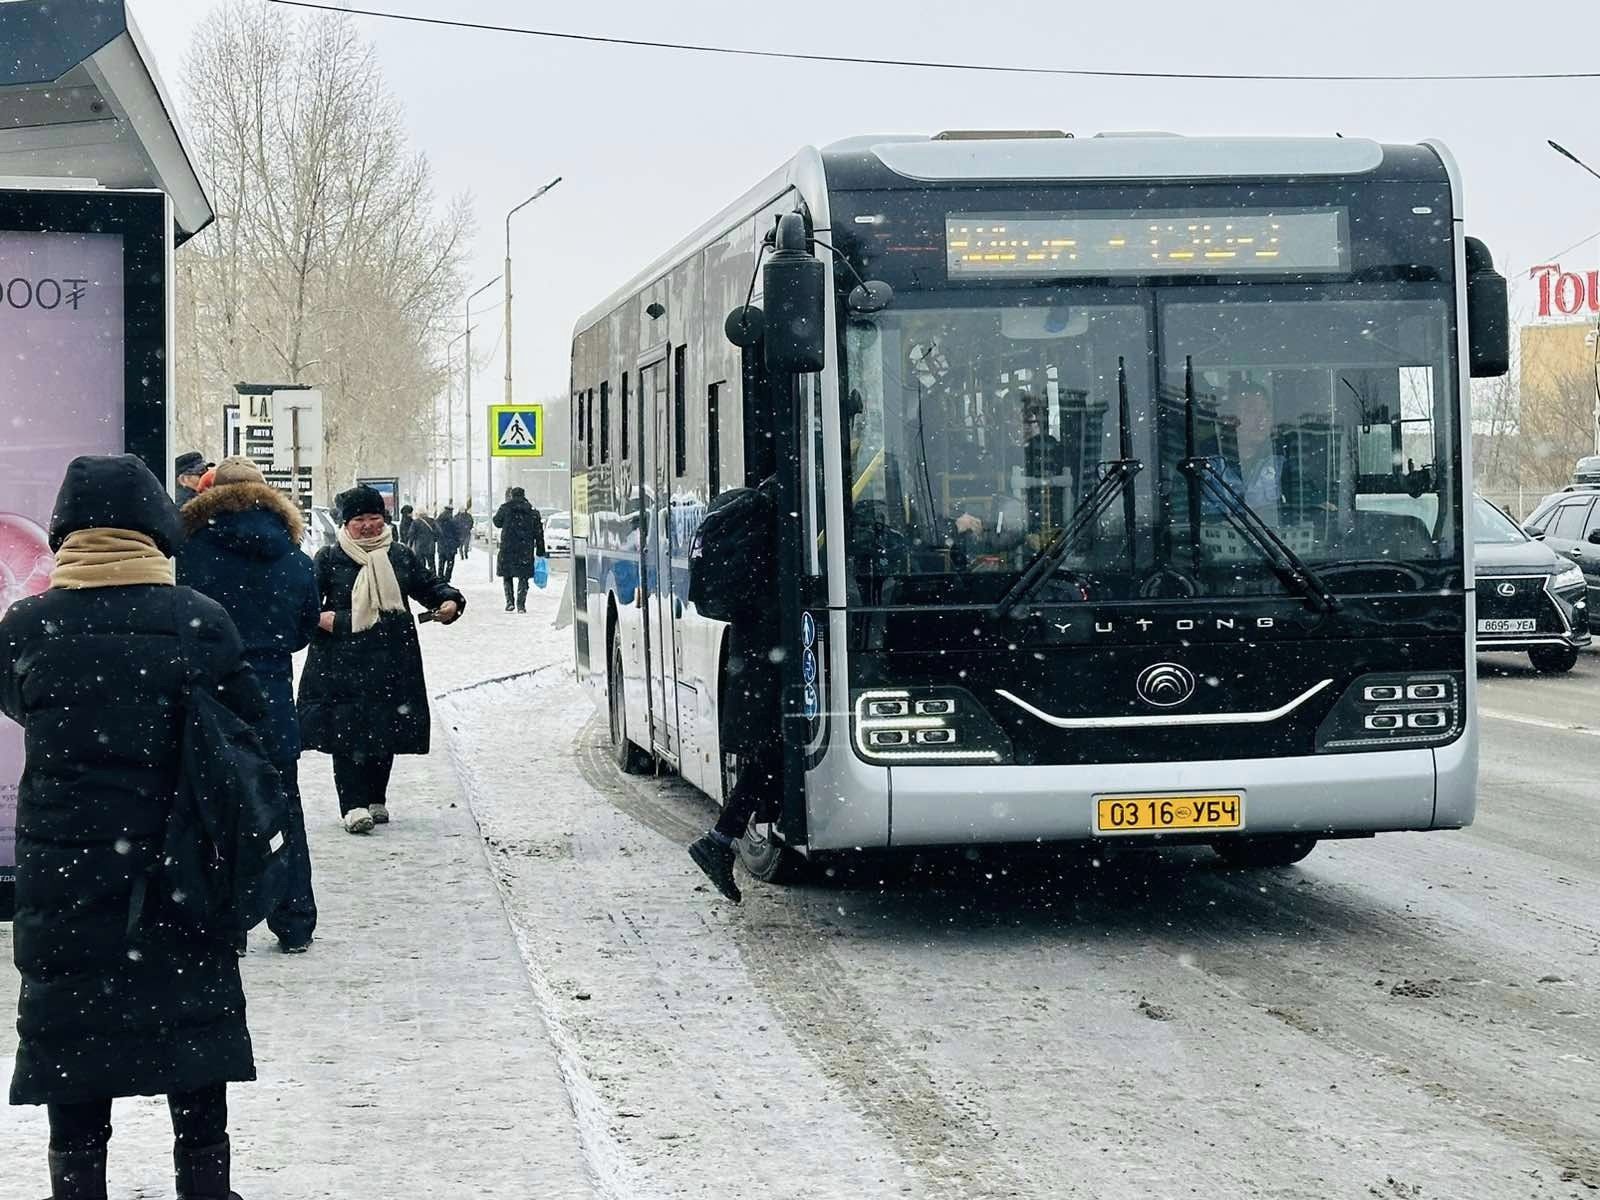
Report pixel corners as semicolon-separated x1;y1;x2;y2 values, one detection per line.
0;569;593;1199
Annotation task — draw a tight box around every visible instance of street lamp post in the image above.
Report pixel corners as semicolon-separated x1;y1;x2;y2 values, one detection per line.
444;328;470;506
465;274;502;513
1548;140;1600;455
498;176;562;580
504;176;562;409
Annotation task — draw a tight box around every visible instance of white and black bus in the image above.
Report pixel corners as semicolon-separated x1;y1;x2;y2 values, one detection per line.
570;132;1509;879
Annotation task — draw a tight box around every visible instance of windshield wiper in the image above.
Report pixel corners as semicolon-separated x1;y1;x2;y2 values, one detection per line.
991;357;1143;620
1177;356;1340;613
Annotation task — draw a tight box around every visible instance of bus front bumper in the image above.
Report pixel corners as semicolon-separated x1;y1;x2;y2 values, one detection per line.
865;738;1474;850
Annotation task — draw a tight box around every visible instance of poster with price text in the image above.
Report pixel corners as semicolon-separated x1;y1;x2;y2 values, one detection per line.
0;230;126;884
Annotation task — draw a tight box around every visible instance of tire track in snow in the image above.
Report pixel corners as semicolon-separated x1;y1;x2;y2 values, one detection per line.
574;718;1037;1200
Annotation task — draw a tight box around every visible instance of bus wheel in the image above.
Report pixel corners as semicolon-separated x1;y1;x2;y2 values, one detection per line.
1529;645;1578;674
1211;835;1318;869
609;636;653;775
737;822;810;884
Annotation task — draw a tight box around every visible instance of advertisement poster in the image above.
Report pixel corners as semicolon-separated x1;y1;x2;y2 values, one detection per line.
0;230;127;882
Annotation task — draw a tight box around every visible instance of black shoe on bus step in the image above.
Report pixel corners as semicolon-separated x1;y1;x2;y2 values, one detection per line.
688;834;742;903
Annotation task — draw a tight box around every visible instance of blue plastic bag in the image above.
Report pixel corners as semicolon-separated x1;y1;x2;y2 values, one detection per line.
533;555;550;589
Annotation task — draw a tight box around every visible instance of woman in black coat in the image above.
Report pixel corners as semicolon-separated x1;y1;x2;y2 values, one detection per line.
298;485;465;833
0;455;266;1200
493;486;545;613
177;457;321;953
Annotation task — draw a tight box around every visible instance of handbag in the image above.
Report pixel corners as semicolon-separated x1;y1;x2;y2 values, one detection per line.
134;594;290;938
534;555;550;589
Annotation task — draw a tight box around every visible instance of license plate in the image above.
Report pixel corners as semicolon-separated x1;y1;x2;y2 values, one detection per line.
1095;793;1243;835
1478;618;1536;633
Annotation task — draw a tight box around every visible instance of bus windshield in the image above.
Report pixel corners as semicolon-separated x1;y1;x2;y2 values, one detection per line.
843;288;1458;607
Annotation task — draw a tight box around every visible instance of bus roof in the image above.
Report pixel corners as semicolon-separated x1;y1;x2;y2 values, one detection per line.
574;133;1434;338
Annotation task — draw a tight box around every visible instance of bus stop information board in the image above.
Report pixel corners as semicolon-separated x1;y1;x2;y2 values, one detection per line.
490;405;544;457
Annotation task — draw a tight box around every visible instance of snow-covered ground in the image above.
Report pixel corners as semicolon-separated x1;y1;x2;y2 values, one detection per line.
3;563;1597;1198
441;572;1600;1199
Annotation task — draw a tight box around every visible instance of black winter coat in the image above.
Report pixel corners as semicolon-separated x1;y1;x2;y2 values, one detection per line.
0;585;265;1105
436;507;461;556
406;517;439;558
493;497;544;578
297;542;464;758
176;483;320;765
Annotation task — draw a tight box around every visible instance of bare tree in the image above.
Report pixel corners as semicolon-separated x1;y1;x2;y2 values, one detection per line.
175;2;471;499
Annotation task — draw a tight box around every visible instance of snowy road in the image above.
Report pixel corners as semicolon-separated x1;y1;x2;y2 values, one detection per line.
442;576;1600;1200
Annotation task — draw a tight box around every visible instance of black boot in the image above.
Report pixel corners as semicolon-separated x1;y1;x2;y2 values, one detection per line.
44;1148;107;1200
688;834;742;903
174;1138;241;1200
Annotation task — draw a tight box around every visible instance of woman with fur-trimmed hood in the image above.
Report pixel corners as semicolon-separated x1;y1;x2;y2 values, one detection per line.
178;456;321;953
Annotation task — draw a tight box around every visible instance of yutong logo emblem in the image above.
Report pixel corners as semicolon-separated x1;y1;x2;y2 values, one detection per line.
1495;582;1517;598
1136;663;1196;708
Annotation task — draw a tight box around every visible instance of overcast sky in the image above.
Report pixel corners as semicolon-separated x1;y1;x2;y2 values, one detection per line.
133;0;1600;407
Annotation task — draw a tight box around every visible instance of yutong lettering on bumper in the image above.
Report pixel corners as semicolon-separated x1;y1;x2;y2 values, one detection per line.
570;130;1510;878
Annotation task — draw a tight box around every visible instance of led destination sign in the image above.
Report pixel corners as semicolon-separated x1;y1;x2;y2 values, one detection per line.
946;209;1349;279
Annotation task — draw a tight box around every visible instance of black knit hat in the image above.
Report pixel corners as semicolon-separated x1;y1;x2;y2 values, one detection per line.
337;485;388;524
49;454;183;556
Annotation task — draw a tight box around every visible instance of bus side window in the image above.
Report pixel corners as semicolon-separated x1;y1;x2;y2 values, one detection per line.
620;372;630;460
673;344;688;478
599;380;610;465
585;388;594;468
708;382;722;497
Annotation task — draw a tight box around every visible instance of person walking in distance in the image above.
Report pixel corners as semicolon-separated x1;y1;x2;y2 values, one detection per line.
298;486;466;834
1;455;266;1200
177;456;321;954
455;502;475;560
686;476;781;903
398;504;415;547
436;504;461;584
493;486;544;613
173;450;210;507
405;507;439;575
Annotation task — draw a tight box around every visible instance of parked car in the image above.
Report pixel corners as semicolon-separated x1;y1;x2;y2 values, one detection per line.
1521;485;1600;613
544;510;571;556
1474;494;1590;673
301;504;338;557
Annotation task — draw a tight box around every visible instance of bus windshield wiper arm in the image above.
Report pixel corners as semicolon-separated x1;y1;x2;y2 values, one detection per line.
992;356;1143;621
1177;357;1339;613
989;459;1142;620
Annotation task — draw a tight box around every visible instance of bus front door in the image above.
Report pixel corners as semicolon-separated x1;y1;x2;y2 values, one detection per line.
640;359;680;761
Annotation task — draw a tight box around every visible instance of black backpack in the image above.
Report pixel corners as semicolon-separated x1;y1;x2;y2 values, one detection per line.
688;485;776;623
132;596;290;939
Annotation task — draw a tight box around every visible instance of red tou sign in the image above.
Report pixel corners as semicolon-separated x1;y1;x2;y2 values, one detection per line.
1531;263;1600;318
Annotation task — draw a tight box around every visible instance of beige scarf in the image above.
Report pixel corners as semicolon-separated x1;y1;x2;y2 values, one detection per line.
336;524;405;633
50;528;174;590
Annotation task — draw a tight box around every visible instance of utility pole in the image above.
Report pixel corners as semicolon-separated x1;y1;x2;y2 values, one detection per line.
465;275;501;513
1548;141;1600;455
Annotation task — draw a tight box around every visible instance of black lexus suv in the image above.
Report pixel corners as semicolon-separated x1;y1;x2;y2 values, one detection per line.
1474;495;1590;673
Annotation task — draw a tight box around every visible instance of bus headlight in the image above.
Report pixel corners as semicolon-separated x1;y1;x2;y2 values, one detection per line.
1315;672;1464;753
852;688;1012;764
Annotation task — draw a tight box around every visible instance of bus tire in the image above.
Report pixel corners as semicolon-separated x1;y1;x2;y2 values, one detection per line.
1528;645;1578;674
1211;835;1318;869
609;636;653;775
737;821;810;885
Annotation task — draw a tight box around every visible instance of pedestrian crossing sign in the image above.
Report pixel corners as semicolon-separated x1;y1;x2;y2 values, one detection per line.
490;405;543;457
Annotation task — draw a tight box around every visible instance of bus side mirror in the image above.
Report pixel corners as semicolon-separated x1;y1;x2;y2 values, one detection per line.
1464;236;1509;378
763;212;827;375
